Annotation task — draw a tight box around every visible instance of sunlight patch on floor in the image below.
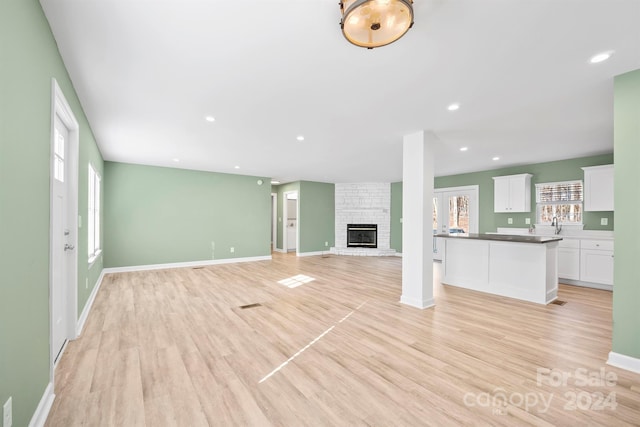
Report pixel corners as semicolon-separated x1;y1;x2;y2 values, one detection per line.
277;274;315;288
258;301;367;384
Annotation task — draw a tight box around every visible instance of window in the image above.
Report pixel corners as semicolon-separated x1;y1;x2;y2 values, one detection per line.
88;164;101;262
536;180;583;224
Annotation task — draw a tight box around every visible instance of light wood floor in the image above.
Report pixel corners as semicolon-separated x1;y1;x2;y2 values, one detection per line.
47;253;640;426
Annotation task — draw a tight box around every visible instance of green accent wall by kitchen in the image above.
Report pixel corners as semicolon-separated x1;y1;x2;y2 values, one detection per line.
612;69;640;360
104;162;271;267
391;182;403;252
0;2;104;425
389;154;614;250
435;154;614;233
273;181;335;253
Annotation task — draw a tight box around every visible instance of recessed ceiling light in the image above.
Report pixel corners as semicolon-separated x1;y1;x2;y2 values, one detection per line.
460;147;468;152
296;135;305;141
492;156;500;161
589;51;613;64
447;103;460;111
234;165;240;169
172;158;180;162
205;116;215;122
271;180;281;185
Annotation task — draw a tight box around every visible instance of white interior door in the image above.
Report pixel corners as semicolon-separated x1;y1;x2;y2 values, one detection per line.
51;114;71;362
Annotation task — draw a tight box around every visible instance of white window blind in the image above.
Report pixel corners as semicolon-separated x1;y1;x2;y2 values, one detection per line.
535;181;583;224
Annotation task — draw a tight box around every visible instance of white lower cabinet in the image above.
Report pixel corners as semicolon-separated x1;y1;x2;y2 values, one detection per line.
558;249;580;280
579;240;614;286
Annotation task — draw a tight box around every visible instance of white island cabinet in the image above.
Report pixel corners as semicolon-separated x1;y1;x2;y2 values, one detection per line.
493;174;533;212
439;233;561;305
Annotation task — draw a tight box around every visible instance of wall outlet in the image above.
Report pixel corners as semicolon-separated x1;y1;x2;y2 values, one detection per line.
601;218;608;226
85;278;89;289
325;241;328;247
3;396;12;427
525;218;531;225
230;247;234;253
508;218;513;224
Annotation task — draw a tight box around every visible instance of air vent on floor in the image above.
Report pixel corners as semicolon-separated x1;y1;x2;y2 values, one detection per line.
192;267;205;270
551;300;567;306
239;303;262;309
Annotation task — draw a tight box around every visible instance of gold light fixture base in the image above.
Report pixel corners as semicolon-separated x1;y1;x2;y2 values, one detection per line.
340;0;414;49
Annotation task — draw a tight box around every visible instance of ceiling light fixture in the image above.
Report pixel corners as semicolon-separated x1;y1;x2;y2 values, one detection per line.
205;116;215;122
492;156;500;161
172;158;180;162
271;180;281;185
460;147;468;152
447;103;460;111
296;135;305;141
234;165;240;169
339;0;414;49
589;51;613;64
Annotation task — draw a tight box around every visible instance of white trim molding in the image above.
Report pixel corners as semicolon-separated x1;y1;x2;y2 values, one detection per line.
272;248;286;253
297;251;328;257
399;295;435;310
607;351;640;374
28;382;55;427
103;255;273;274
76;269;107;336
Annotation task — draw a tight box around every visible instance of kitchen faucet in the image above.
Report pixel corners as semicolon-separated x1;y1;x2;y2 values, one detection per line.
551;216;562;235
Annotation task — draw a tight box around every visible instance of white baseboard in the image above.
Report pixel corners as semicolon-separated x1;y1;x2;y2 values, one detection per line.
607;351;640;374
29;382;54;427
395;252;403;257
297;251;328;257
103;255;272;274
559;279;613;291
400;295;435;309
272;248;286;253
76;269;106;336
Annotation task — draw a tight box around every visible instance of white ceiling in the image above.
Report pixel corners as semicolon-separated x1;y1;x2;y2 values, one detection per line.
40;0;640;183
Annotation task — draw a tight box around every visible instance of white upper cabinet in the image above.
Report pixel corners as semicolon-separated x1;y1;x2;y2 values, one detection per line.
493;174;533;212
582;164;614;211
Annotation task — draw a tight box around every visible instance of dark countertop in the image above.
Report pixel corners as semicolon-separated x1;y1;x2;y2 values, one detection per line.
435;233;563;244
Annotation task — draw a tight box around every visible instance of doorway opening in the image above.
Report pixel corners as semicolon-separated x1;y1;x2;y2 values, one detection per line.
49;79;79;380
282;191;298;254
271;193;277;252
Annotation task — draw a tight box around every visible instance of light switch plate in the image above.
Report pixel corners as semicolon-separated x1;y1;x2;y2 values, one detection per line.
601;218;608;226
525;218;531;225
508;218;513;224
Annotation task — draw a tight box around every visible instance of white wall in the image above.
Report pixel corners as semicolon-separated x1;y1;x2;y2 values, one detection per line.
334;183;391;249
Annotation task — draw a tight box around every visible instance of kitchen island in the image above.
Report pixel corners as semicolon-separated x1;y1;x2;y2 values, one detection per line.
436;233;562;304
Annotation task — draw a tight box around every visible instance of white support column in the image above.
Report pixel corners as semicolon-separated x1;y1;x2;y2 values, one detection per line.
400;131;435;309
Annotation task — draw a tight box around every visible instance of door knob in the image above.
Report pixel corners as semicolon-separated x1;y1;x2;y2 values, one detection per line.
64;244;75;251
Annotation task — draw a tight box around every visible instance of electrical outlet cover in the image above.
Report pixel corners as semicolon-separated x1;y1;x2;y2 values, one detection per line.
508;218;513;224
525;218;531;224
601;218;608;226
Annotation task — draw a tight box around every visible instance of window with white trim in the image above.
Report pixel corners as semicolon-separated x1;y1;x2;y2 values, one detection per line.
535;180;583;224
88;164;101;262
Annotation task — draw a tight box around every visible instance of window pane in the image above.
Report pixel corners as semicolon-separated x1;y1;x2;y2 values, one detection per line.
538;204;582;223
54;128;65;159
448;195;469;233
54;156;64;182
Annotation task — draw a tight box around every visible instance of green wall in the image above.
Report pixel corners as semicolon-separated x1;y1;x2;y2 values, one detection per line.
299;181;335;253
104;162;271;267
434;154;614;233
390;182;403;252
612;69;640;359
0;1;104;425
273;181;334;253
389;155;614;247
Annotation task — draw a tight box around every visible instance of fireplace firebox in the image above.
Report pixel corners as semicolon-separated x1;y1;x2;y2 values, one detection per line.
347;224;377;248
